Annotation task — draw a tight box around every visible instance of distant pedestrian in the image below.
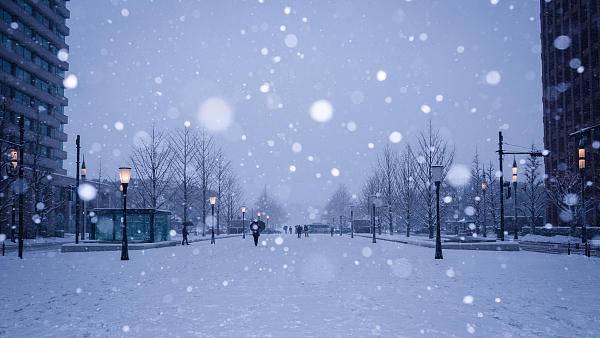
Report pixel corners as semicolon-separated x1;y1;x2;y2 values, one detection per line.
297;225;302;238
210;227;215;244
182;224;190;245
284;225;288;234
251;222;261;246
330;227;334;237
304;225;309;237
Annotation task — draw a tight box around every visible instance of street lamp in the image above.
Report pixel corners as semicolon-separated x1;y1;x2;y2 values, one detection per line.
80;157;87;241
369;194;378;243
481;178;488;238
512;158;518;240
118;166;131;261
9;148;17;171
432;164;444;259
241;206;247;239
266;215;270;230
75;135;81;244
209;196;217;244
350;205;354;239
257;211;261;221
578;138;587;245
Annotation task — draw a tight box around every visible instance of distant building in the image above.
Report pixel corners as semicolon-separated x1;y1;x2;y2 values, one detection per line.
540;0;599;226
1;0;70;173
0;1;73;238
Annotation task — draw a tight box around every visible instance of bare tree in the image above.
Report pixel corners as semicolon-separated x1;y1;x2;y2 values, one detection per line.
171;125;198;225
521;147;545;234
395;144;416;237
546;170;596;230
194;129;216;236
213;149;230;235
359;172;383;218
483;162;499;235
130;125;173;241
469;149;483;234
376;145;399;235
325;184;352;222
223;174;243;227
413;121;455;238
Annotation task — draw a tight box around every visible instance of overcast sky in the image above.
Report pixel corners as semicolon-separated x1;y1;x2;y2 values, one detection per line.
64;0;543;223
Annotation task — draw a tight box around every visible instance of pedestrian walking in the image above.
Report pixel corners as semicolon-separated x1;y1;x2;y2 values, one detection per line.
182;223;190;245
304;225;309;237
330;227;334;237
251;221;261;246
297;225;302;238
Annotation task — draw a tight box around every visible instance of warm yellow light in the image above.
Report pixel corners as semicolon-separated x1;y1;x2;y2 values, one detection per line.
266;215;270;220
579;159;586;169
512;174;517;183
9;149;18;169
578;147;585;159
80;162;87;178
118;167;132;184
209;196;217;205
481;181;488;191
241;206;247;213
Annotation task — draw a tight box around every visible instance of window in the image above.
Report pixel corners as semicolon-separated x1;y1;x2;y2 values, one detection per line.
15;67;31;83
15;0;33;15
0;9;11;23
34;56;49;71
15;45;32;61
0;57;11;74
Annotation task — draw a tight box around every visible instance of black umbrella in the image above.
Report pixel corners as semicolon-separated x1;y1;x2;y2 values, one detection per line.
250;220;266;232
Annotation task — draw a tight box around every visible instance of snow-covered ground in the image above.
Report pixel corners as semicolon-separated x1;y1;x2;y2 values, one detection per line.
1;235;599;337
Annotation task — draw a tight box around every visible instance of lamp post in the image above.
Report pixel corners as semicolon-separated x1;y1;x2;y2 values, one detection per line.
432;164;444;259
339;215;343;236
481;179;488;238
118;166;131;261
241;206;247;239
257;211;261;222
80;157;87;241
369;195;378;244
17;116;24;258
578;138;587;245
75;135;81;244
209;196;217;244
350;206;354;238
512;158;518;240
266;215;270;230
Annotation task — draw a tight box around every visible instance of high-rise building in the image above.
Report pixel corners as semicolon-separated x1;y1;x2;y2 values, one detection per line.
540;0;599;226
1;0;69;174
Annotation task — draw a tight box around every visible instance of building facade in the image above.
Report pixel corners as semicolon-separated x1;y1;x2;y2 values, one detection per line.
0;0;70;238
540;0;600;226
1;0;69;174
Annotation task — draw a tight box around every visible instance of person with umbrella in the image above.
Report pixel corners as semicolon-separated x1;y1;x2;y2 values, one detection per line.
250;219;265;246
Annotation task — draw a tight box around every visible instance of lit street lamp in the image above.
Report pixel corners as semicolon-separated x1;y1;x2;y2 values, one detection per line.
118;166;132;261
80;156;87;241
512;158;518;240
241;206;247;239
257;211;261;222
578;138;587;246
432;164;444;259
266;215;270;230
209;196;217;244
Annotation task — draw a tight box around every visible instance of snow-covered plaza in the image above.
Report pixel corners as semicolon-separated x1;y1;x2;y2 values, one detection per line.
1;235;599;337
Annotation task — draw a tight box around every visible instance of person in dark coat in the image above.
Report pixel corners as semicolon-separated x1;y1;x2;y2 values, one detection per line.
251;222;260;246
330;226;334;237
304;225;309;237
182;224;190;245
297;225;302;238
